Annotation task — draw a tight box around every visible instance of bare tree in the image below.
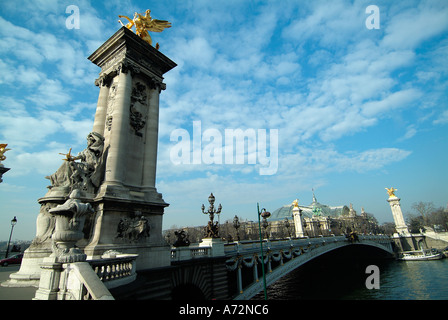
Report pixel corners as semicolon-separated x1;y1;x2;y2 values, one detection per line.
411;201;435;225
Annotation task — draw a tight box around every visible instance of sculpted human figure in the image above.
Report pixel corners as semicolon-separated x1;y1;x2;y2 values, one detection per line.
45;132;106;193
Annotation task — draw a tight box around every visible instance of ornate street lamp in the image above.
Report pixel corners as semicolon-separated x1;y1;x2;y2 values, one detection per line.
5;216;17;259
202;193;222;238
257;204;271;300
261;210;270;239
284;217;291;238
233;215;240;241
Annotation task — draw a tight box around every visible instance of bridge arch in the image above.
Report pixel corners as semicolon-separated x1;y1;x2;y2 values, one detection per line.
170;262;212;299
232;237;394;300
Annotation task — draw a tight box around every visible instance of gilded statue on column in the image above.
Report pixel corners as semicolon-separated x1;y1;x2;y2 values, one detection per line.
118;9;171;49
0;144;11;164
385;187;397;198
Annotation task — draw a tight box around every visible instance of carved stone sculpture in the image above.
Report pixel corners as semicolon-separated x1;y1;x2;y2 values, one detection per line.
173;230;190;247
130;82;148;137
48;189;94;262
116;214;150;242
45;132;106;194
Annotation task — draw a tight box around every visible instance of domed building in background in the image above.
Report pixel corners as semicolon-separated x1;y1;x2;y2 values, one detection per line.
163;192;381;244
268;192;380;238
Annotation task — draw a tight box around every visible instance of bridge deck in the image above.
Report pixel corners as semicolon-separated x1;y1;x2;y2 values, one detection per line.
170;234;394;300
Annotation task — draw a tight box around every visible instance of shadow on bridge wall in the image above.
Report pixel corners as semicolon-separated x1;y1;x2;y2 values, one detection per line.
231;238;395;300
252;244;394;300
109;257;230;300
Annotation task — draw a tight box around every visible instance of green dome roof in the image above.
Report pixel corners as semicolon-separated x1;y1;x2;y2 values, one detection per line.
270;194;349;221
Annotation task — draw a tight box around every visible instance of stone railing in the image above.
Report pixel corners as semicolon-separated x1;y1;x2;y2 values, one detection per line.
34;253;138;300
170;235;392;262
88;253;138;290
171;246;211;261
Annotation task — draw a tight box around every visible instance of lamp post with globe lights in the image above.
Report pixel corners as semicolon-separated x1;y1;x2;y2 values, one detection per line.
5;216;17;259
202;193;222;238
257;204;270;300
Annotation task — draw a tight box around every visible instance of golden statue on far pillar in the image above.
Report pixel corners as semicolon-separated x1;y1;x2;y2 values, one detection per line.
0;144;11;163
118;9;171;49
292;199;299;208
385;187;398;198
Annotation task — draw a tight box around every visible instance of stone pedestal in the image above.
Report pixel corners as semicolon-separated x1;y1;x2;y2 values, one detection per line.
4;201;58;287
33;256;63;300
387;196;410;235
199;238;225;257
2;247;49;287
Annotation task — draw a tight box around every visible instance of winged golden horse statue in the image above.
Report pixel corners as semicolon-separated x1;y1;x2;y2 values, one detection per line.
0;144;11;162
385;187;397;198
118;9;171;49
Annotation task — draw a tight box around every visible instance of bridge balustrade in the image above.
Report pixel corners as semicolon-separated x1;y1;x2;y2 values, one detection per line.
88;254;138;289
171;246;211;261
34;253;138;300
224;234;393;299
170;235;391;262
167;235;392;299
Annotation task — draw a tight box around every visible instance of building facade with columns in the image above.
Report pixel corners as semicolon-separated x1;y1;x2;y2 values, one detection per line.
269;193;380;238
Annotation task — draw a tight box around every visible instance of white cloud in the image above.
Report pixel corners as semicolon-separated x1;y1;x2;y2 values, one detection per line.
28;79;72;107
361;89;422;117
398;125;418;141
382;2;448;50
279;146;412;178
282;1;365;48
8;147;69;177
0;111;61;150
174;37;216;68
433;110;448;125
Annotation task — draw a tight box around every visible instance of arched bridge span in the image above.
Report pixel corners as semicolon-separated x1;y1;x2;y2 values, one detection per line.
225;235;394;300
111;235;394;300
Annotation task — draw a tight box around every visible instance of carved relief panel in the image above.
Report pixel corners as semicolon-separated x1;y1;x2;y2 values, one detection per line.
116;210;151;243
130;81;148;137
106;82;118;132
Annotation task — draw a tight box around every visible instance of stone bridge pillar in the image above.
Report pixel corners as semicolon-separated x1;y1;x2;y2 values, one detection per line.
83;27;177;269
4;27;176;288
386;188;421;251
386;189;409;236
292;199;305;238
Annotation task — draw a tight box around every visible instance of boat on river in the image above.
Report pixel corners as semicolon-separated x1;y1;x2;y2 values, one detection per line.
399;248;444;261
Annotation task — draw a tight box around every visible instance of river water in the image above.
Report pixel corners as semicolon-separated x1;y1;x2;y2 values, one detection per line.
342;258;448;300
253;255;448;300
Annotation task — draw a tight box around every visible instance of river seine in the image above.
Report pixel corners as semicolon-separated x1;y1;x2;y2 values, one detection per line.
253;256;448;300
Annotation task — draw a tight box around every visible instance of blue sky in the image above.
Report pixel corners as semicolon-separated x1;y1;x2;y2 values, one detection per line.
0;0;447;240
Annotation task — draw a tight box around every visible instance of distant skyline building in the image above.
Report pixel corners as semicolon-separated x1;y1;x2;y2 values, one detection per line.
270;192;350;221
269;192;378;237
